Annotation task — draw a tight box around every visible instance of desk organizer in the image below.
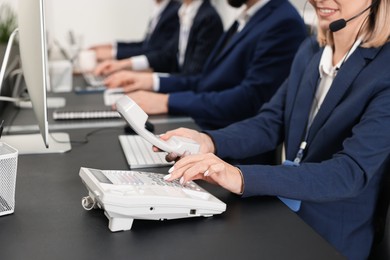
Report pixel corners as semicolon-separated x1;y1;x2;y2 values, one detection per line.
0;142;18;216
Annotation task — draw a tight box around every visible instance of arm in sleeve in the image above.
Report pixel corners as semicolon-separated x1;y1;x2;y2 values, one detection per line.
116;41;145;60
238;79;390;202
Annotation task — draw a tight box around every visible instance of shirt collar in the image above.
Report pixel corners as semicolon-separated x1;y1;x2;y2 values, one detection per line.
236;0;270;29
153;0;170;18
319;38;362;78
178;0;203;22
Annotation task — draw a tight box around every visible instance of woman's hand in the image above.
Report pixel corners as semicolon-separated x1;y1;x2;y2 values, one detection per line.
164;153;244;195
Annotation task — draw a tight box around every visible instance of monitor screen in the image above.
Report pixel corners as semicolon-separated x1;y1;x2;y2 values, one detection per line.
17;0;49;147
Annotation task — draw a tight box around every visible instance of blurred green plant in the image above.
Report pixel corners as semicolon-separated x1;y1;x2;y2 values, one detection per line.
0;3;17;44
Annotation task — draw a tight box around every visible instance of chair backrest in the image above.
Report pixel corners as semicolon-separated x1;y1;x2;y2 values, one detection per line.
369;161;390;260
370;207;390;260
382;209;390;258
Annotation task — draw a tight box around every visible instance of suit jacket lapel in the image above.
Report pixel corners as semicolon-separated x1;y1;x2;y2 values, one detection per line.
202;21;237;69
210;0;275;66
307;47;378;143
185;1;206;61
153;1;176;36
286;52;322;160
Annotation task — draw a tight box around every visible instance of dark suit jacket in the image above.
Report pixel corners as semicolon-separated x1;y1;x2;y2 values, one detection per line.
146;0;223;75
208;37;390;259
159;0;306;130
116;0;180;60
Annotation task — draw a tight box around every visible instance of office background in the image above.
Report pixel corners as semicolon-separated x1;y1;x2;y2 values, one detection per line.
0;0;312;52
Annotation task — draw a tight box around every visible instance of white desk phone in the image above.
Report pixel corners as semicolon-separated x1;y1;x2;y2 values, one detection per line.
80;96;225;232
80;168;226;232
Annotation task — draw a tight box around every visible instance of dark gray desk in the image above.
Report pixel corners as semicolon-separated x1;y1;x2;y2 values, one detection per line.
0;89;344;259
0;130;345;259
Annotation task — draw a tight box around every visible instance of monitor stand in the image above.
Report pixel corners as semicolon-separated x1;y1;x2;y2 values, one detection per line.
1;133;71;155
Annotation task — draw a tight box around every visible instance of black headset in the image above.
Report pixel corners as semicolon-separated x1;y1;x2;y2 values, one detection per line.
329;0;379;32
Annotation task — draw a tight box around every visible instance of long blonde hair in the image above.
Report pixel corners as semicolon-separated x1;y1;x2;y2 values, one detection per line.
316;0;390;47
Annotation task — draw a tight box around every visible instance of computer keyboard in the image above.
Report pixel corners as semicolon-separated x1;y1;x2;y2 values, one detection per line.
119;135;173;169
53;108;121;120
82;72;105;87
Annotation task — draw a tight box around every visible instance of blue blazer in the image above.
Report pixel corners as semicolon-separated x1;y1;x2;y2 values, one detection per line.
208;37;390;259
159;0;306;130
116;0;180;60
147;0;223;75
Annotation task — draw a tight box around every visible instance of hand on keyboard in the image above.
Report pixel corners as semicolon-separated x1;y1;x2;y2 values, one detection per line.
119;135;173;169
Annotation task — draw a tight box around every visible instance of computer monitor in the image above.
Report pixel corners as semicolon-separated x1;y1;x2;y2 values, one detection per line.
19;0;50;146
0;0;71;154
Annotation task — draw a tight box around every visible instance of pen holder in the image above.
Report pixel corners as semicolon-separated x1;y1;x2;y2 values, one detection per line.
49;60;73;93
0;142;18;216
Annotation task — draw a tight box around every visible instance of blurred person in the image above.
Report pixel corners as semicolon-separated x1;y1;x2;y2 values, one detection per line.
95;0;223;76
90;0;180;61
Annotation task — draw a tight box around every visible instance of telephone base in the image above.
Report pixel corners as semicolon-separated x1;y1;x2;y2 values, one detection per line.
104;211;134;232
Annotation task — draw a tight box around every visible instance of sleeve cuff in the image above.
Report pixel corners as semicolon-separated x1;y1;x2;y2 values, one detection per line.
152;73;160;92
130;55;150;71
113;42;118;58
154;73;170;92
236;166;245;195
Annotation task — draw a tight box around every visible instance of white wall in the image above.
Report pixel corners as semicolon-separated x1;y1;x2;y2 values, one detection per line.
1;0;152;48
0;0;16;8
0;0;315;50
45;0;153;47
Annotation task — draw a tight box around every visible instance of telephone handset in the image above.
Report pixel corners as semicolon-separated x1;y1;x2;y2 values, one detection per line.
116;95;200;155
